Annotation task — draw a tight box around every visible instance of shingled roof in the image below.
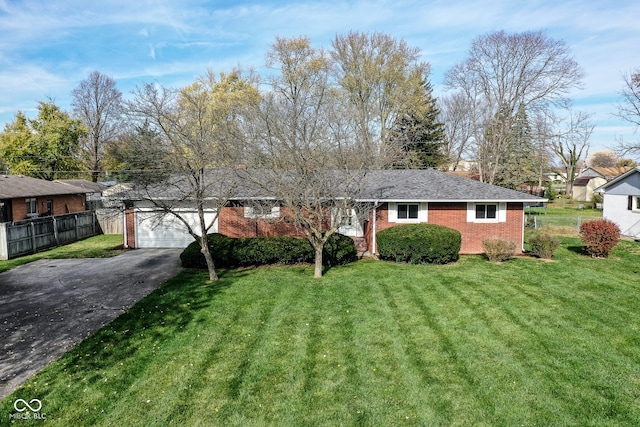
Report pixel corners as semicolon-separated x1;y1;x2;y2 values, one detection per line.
0;175;88;199
115;169;545;203
358;169;544;202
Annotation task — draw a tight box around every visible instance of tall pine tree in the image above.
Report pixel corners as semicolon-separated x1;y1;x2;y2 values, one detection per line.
390;80;447;169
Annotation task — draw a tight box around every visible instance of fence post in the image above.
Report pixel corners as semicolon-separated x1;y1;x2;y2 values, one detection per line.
30;221;36;254
75;214;79;240
53;216;59;245
0;223;8;260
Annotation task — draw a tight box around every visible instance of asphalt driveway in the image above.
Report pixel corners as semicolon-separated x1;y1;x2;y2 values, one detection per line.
0;249;183;399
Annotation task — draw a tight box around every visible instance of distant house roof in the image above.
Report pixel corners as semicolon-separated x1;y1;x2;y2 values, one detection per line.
114;169;544;204
580;166;632;179
574;176;598;186
56;179;106;193
0;175;87;199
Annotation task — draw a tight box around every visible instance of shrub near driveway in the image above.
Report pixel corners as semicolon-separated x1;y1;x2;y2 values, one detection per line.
180;233;357;268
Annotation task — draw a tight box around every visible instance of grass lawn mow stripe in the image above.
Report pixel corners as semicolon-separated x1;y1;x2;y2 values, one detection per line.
2;239;640;425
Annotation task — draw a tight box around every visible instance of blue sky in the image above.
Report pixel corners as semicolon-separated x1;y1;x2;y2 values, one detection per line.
1;0;639;154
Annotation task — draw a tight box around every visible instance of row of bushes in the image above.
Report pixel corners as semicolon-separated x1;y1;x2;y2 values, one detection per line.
180;233;357;269
483;218;621;261
181;219;622;270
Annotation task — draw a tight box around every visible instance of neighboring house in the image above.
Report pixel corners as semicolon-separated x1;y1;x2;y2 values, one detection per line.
0;175;88;223
594;166;640;239
114;169;544;255
573;167;632;202
57;179;106;210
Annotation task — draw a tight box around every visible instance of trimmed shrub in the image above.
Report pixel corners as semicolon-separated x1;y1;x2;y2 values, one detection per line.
482;238;517;262
180;233;357;268
234;236;313;266
323;233;358;266
376;224;461;264
579;218;620;257
528;233;561;259
180;233;236;269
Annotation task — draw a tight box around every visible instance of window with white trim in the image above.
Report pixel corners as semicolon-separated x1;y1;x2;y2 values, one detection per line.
467;202;507;223
26;198;38;216
475;204;497;220
388;202;428;223
398;203;419;219
244;203;280;219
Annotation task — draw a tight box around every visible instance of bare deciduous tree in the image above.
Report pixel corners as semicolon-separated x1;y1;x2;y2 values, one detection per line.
589;150;621;168
125;70;259;281
444;30;584;184
547;109;594;197
331;31;430;164
244;36;376;278
439;91;476;170
615;69;640;155
71;71;123;182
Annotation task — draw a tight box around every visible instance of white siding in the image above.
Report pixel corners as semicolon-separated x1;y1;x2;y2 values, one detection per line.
603;194;640;238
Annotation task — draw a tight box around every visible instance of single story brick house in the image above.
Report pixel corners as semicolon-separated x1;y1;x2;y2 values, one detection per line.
594;166;640;239
0;175;88;223
117;169;544;255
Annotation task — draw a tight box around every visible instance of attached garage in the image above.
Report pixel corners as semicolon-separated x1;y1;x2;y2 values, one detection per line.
132;209;218;248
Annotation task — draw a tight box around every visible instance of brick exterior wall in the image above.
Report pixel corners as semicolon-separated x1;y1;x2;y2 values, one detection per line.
217;206;308;239
10;194;86;221
125;202;525;254
365;202;524;255
124;208;136;248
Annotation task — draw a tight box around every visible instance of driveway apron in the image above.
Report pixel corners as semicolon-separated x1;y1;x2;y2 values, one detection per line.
0;249;183;399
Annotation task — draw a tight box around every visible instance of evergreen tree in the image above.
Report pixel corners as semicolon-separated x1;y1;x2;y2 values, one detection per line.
390;80;447;168
495;104;539;189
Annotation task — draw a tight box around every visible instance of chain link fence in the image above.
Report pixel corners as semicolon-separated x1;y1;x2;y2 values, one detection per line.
526;214;601;232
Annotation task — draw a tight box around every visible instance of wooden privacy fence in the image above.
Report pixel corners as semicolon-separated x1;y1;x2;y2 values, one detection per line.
0;211;99;260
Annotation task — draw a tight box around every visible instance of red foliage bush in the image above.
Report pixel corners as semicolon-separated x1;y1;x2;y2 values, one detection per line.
579;219;620;257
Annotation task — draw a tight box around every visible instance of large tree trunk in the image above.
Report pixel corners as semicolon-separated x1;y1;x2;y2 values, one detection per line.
201;227;218;281
313;244;323;279
201;241;219;281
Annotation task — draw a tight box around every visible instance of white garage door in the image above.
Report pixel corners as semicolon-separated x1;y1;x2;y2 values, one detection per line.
135;210;218;248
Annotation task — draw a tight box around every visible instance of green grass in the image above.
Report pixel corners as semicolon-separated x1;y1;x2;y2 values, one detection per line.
0;234;125;273
2;239;640;425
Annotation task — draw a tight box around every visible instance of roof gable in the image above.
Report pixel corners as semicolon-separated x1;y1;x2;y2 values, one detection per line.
595;167;640;195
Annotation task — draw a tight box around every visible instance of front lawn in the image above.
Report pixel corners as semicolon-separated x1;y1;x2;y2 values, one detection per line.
0;234;124;273
2;238;640;425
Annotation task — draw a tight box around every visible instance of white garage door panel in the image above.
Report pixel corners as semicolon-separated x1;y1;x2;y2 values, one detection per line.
136;211;217;248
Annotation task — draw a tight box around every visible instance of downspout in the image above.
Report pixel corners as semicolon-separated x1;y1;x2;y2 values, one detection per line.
123;208;129;248
521;204;526;253
371;200;379;256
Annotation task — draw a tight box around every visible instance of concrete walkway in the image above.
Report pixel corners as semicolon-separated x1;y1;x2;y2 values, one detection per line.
0;249;183;399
